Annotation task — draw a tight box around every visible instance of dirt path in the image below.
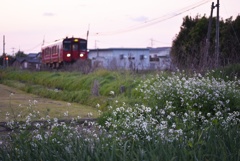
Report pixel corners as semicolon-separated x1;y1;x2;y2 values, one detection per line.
0;84;98;122
0;84;40;108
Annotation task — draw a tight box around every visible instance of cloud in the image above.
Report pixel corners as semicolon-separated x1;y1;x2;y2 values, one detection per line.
43;12;55;17
130;16;149;22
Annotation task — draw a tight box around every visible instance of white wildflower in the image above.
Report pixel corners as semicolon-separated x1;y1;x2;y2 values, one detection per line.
145;107;151;113
87;112;93;117
167;115;171;120
64;111;69;117
215;111;222;117
172;123;176;128
170;112;175;116
33;100;38;105
169;129;174;134
109;91;115;95
35;134;43;141
146;135;152;141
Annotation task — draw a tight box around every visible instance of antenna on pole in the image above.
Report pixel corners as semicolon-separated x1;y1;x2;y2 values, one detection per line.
42;35;45;46
86;24;90;49
3;35;6;67
3;35;5;54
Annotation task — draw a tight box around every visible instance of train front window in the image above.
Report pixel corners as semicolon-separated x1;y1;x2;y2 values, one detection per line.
63;43;71;51
80;40;87;50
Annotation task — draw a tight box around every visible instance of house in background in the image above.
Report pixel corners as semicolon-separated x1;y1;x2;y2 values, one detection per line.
149;47;171;70
12;57;25;69
88;47;171;70
88;48;150;70
12;53;41;70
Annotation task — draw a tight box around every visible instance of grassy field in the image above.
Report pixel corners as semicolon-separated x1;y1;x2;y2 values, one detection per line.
0;69;148;112
0;84;98;122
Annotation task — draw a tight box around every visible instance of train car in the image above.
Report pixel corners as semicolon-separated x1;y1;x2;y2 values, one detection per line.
41;37;88;68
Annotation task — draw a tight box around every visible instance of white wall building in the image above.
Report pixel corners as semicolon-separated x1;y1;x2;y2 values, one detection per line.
88;47;171;70
88;48;150;70
149;47;171;70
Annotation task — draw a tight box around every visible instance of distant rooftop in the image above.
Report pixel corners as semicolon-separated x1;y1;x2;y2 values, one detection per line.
89;48;150;52
89;47;171;52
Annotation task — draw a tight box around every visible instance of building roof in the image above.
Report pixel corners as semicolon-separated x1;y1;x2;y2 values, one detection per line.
14;53;40;64
15;57;26;63
28;53;38;58
148;47;171;53
89;47;171;52
89;48;150;52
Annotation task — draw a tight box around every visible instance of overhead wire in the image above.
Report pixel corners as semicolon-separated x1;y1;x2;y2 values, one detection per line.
24;42;42;53
23;0;212;52
92;0;212;36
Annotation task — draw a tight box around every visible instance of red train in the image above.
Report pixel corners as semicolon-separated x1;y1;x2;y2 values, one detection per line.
41;37;88;68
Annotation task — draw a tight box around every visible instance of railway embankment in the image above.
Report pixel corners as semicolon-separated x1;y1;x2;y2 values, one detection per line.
0;69;145;110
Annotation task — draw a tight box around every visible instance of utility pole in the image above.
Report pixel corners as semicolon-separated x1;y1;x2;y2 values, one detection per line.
86;24;90;50
215;0;220;67
204;2;214;68
42;36;45;46
3;35;5;54
3;35;6;67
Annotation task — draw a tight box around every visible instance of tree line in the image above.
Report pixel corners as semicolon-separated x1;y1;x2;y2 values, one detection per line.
171;15;240;71
0;51;27;67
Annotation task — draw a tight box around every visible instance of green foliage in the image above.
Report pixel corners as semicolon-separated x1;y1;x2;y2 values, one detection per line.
1;69;145;109
208;63;240;81
171;15;240;70
0;69;6;82
15;51;27;57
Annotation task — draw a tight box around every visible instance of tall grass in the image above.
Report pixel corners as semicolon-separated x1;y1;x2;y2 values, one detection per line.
208;63;240;81
1;69;145;108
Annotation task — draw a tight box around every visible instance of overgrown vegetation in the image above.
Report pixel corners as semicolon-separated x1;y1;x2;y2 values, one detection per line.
171;15;240;70
1;64;240;109
0;69;146;110
0;67;240;160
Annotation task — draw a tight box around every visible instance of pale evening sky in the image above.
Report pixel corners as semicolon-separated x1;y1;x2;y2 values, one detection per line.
0;0;239;55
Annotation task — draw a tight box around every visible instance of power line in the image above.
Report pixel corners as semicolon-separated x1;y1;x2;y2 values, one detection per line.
92;0;212;36
24;42;42;53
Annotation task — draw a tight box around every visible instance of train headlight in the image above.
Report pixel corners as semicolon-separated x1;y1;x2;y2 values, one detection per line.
80;53;84;57
67;53;71;57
